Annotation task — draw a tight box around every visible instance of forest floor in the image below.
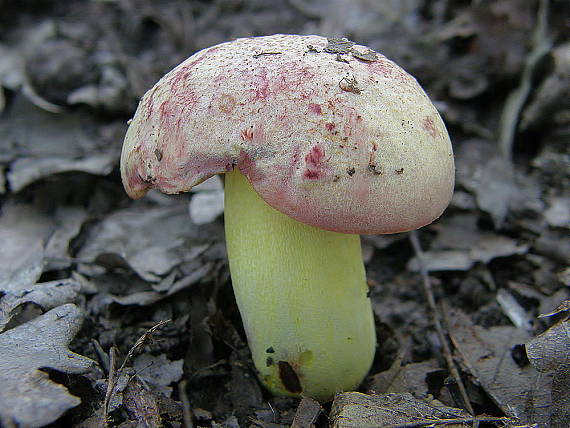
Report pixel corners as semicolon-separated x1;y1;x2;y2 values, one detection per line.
0;1;569;427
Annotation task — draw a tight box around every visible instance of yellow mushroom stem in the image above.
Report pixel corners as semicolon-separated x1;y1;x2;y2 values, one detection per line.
224;169;376;402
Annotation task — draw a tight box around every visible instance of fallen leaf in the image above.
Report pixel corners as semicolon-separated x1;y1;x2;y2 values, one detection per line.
527;313;570;373
0;94;117;192
531;143;570;190
217;415;242;427
473;156;515;229
362;233;407;251
497;0;551;160
557;268;570;287
290;396;322;428
407;250;474;272
551;361;570;428
0;203;53;292
8;153;116;193
369;357;441;399
77;204;199;282
408;213;529;272
438;1;534;88
538;299;570;319
0;42;25;92
226;352;264;417
44;206;89;271
527;305;570;427
0;277;81;332
447;307;550;426
407;230;528;272
121;376;163;427
67;65;129;112
106;369;133;415
539;290;570;318
104;262;214;306
543;195;570;228
535;229;570;264
330;392;473;428
133;353;184;396
455;138;547;229
469;234;529;264
521;42;570;131
0;304;94;428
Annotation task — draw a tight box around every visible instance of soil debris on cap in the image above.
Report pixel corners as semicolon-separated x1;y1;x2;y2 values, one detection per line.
368;164;382;175
253;51;282;58
324;37;379;62
339;75;362;94
324;38;355;55
351;48;379;62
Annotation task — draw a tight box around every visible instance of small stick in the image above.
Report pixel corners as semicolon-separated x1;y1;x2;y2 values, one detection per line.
103;319;171;424
91;338;110;373
497;0;550;161
103;346;118;424
253;51;282;58
409;231;475;415
117;319;170;374
178;380;194;428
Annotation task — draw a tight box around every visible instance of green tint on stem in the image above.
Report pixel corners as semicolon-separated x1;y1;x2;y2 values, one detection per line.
224;169;376;402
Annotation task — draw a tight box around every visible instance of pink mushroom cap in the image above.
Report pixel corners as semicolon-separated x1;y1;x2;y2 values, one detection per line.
121;34;454;234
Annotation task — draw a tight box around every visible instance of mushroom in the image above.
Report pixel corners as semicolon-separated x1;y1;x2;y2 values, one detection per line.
120;35;454;401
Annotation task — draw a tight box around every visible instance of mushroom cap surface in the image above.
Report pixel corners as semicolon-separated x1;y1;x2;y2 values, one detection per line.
121;34;454;234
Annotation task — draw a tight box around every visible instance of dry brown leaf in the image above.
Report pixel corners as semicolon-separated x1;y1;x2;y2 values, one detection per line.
0;203;53;292
330;392;483;428
0;304;94;427
369;357;441;399
290;396;322;428
527;311;570;425
447;308;550;426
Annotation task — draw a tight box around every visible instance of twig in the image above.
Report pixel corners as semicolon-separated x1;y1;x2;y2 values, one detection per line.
102;319;171;424
21;81;65;113
267;401;277;423
409;231;475;415
178;380;194;428
498;0;551;160
91;339;110;373
253;51;282;58
103;346;118;425
117;319;171;374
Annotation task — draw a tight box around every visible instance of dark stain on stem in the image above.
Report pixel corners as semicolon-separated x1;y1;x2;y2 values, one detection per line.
278;361;302;393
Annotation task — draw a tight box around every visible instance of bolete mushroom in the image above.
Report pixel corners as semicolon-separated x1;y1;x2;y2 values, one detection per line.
120;35;454;401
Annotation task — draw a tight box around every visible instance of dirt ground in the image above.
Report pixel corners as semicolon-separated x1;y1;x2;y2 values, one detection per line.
0;1;569;427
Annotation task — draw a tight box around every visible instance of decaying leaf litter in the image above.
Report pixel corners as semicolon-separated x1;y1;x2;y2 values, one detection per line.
0;0;568;427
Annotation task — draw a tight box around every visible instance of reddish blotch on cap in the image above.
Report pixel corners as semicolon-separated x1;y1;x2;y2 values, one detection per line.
120;34;454;234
